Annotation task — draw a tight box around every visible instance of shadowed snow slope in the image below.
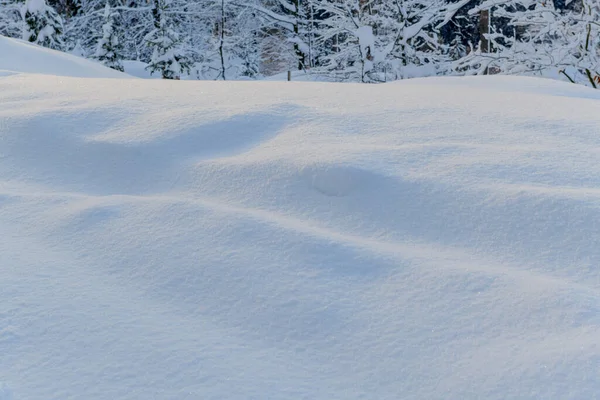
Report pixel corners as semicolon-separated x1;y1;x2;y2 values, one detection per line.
0;36;131;78
1;73;600;400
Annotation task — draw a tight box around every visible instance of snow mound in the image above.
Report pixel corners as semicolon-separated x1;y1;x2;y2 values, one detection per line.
1;74;600;400
0;35;131;78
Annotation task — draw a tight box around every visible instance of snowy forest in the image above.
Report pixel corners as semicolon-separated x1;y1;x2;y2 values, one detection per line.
0;0;598;86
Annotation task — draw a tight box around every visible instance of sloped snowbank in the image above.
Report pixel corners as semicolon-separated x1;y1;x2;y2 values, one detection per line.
0;36;131;78
1;72;600;399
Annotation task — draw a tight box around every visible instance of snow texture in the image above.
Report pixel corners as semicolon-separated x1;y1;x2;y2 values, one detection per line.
0;384;12;400
2;53;600;399
0;35;131;78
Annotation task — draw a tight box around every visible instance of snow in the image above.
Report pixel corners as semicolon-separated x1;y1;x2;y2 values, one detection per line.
2;62;600;399
122;60;157;79
23;0;46;13
355;25;374;73
0;384;12;400
0;36;131;78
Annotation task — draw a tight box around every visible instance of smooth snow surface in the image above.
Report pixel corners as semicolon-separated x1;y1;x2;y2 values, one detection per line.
0;384;12;400
1;71;600;400
122;60;157;79
0;36;131;78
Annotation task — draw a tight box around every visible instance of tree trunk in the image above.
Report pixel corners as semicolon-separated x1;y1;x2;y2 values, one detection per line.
292;0;304;70
479;9;490;75
218;0;226;80
479;9;490;53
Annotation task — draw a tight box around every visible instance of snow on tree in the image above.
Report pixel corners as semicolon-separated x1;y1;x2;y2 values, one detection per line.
312;0;386;82
21;0;64;49
94;2;124;71
68;39;87;57
192;0;259;80
145;0;192;79
47;0;80;17
60;0;103;56
216;1;263;79
457;0;600;88
62;0;150;61
314;0;473;82
0;0;23;38
230;14;262;78
5;0;600;88
246;0;318;72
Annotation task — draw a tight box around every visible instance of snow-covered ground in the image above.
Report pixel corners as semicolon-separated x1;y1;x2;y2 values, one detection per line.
0;36;130;79
122;60;156;80
2;38;600;400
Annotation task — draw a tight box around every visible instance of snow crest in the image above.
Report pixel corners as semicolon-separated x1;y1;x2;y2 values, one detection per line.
0;35;131;78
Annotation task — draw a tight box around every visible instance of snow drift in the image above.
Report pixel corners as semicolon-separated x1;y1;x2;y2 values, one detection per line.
1;68;600;400
0;36;131;78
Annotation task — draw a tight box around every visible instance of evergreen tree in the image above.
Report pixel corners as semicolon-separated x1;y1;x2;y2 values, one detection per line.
0;0;22;38
145;0;192;79
22;0;64;49
94;2;124;72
